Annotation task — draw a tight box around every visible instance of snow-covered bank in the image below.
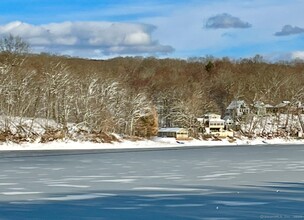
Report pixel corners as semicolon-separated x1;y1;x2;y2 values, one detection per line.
0;114;303;152
0;137;303;151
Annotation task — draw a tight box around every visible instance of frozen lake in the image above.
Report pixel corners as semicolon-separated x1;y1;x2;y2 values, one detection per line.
0;145;304;219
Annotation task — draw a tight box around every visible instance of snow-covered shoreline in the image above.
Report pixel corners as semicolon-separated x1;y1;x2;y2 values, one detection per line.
1;114;303;152
0;137;303;152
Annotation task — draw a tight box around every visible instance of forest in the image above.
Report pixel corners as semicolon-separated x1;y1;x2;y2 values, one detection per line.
0;35;304;143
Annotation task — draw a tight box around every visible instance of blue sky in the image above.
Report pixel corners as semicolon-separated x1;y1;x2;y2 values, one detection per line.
1;0;304;60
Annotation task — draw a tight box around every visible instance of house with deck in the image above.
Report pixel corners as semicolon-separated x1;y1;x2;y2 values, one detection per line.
197;113;233;137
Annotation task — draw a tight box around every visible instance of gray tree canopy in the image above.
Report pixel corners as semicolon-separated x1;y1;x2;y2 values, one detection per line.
0;34;30;54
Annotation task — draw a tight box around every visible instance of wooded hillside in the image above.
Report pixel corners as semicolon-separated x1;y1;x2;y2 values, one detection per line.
1;36;304;140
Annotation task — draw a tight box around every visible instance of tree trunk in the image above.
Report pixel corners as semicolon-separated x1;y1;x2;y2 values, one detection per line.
298;111;304;132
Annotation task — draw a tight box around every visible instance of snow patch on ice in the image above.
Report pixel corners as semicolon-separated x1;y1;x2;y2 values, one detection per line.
214;201;268;206
40;193;116;201
2;191;42;195
0;183;18;186
47;184;90;188
133;187;206;192
165;204;205;207
91;179;136;183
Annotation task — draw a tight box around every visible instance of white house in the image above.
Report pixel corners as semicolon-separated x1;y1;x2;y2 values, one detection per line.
197;113;233;137
225;100;250;119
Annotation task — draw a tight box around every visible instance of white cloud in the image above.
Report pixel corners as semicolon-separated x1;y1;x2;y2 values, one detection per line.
265;51;304;62
291;51;304;60
0;21;174;57
124;32;150;45
141;0;304;58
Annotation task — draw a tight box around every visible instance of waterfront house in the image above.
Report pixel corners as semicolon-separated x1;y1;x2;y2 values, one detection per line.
197;113;233;137
157;128;189;140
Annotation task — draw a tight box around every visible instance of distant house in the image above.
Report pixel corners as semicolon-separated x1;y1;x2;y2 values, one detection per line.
197;113;224;131
197;113;222;125
197;113;233;137
157;128;189;140
273;101;290;113
252;101;267;115
223;115;234;129
225;100;250;119
298;102;304;114
265;104;275;114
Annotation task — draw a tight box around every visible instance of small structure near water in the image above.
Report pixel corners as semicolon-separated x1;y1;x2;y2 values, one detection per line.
157;128;189;140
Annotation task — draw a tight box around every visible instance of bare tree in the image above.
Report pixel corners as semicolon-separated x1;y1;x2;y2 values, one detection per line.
39;61;73;131
0;34;29;54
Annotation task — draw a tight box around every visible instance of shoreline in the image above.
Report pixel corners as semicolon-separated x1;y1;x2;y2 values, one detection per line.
0;137;303;152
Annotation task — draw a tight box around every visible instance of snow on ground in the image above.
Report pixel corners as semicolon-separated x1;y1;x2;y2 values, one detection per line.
0;114;303;151
0;136;303;151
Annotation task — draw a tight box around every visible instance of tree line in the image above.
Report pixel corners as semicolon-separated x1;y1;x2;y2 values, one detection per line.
0;35;304;141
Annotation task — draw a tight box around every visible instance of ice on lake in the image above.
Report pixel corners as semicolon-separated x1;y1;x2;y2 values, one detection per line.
0;144;303;219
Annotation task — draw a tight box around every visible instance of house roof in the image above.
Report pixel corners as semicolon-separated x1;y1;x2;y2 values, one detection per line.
209;119;225;123
158;128;187;133
275;102;289;108
227;100;247;110
223;115;234;121
253;101;265;108
203;113;221;117
264;104;273;108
